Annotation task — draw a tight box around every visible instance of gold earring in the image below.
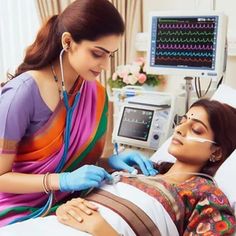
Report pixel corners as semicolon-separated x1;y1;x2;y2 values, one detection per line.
209;155;216;162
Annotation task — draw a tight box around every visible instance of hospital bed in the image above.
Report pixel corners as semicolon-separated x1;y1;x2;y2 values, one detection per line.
0;84;235;236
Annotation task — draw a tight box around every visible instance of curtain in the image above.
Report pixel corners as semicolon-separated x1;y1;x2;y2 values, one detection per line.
0;0;40;82
110;0;142;65
36;0;73;22
103;0;142;86
101;0;143;157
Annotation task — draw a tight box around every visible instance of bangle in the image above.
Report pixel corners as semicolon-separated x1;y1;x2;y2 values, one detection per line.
42;172;50;194
47;173;53;192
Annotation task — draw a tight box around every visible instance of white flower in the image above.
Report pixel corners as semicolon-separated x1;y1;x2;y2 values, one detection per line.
135;57;145;66
123;75;130;84
129;64;140;75
110;58;160;88
116;65;130;78
126;74;138;85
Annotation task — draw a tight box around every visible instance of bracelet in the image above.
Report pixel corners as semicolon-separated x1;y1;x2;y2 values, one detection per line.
47;173;53;192
42;172;50;194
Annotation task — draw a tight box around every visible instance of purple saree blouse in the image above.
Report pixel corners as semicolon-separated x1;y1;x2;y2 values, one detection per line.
0;73;52;153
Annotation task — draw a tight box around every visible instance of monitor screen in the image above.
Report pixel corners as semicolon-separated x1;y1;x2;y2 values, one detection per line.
146;11;227;79
118;107;154;141
151;16;217;69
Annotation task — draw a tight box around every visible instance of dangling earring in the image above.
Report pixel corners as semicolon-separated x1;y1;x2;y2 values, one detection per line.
209;155;216;162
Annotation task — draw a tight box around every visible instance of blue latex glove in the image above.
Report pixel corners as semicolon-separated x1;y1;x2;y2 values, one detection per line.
108;151;158;176
59;165;112;192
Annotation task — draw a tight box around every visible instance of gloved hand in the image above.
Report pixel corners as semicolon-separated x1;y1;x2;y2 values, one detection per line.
108;151;158;176
59;165;112;192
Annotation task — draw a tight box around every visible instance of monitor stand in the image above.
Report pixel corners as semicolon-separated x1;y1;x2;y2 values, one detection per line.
184;76;193;112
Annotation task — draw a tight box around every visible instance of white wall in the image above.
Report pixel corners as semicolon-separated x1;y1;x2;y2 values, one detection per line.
143;0;236;92
216;0;236;89
143;0;214;31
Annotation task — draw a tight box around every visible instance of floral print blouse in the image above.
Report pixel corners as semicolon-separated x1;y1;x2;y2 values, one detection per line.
121;175;236;235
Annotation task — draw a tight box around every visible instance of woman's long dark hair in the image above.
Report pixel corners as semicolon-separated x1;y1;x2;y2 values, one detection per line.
156;99;236;176
12;0;125;78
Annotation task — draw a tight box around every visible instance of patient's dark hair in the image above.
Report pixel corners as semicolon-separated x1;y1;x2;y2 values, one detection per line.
8;0;124;79
156;99;236;176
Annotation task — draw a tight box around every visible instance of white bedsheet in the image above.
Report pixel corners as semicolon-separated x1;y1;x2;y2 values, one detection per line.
0;181;179;236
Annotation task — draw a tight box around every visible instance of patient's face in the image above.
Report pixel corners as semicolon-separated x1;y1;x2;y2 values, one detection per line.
168;106;216;167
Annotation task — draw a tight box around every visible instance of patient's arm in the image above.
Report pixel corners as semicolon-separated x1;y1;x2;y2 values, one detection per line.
56;198;119;236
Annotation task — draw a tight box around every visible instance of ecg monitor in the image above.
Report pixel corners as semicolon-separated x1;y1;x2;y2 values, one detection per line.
146;11;227;79
114;103;171;150
118;107;154;141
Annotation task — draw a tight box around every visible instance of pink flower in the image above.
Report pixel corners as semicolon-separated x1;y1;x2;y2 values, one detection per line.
135;57;145;66
138;73;147;84
112;72;118;81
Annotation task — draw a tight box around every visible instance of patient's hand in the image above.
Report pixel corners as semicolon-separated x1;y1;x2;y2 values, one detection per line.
56;198;98;221
56;198;118;236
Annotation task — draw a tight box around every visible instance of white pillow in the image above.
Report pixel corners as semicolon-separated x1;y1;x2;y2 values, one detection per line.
214;150;236;206
210;84;236;206
211;84;236;108
150;84;236;207
150;137;175;163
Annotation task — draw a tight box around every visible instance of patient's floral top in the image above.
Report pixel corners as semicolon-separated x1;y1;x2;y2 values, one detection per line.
121;176;236;235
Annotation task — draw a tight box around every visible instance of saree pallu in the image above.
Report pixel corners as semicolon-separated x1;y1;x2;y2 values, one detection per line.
0;80;108;227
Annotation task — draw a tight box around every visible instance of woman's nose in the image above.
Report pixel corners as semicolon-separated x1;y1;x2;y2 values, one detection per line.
175;123;186;136
176;129;183;136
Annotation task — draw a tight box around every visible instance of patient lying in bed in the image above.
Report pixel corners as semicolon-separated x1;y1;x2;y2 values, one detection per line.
2;99;236;236
55;172;235;236
54;99;236;236
1;172;234;236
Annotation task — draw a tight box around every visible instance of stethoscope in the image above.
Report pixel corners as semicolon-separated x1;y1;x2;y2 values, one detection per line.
9;48;84;224
55;47;84;172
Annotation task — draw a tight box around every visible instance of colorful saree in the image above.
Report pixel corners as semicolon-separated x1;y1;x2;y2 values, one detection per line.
0;79;108;227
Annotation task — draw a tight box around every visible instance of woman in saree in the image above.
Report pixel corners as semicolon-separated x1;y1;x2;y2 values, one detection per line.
56;99;236;236
0;0;157;227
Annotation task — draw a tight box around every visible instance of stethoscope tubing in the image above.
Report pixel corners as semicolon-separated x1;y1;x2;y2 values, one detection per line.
56;48;82;172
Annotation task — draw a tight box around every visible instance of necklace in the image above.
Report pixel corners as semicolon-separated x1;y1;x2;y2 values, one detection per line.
50;64;62;98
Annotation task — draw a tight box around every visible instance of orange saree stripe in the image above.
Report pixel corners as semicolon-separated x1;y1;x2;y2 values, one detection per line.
62;82;106;170
64;134;106;169
16;107;65;161
18;79;83;153
15;80;105;162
